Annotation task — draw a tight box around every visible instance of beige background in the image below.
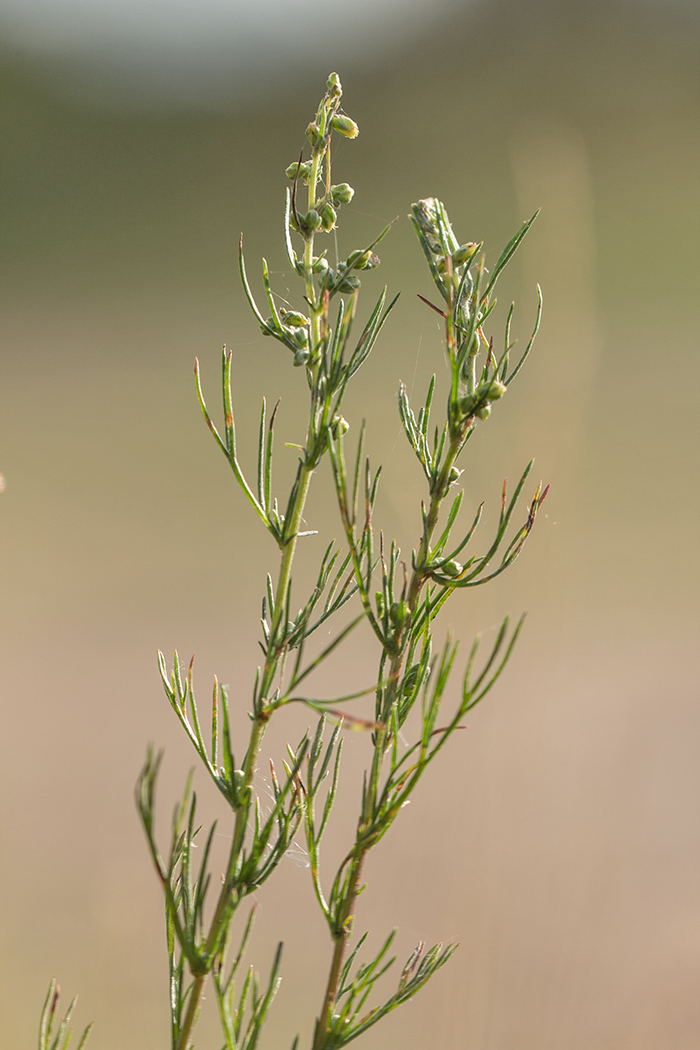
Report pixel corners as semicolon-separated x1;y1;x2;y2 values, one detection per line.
1;0;699;1046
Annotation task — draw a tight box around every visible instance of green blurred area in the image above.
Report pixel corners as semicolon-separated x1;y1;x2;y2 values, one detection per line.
1;0;699;1047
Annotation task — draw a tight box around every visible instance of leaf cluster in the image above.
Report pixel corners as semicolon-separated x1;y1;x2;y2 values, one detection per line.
39;980;92;1050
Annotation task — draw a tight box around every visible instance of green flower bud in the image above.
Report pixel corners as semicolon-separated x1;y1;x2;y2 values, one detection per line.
327;72;342;96
475;377;506;404
304;209;322;232
293;348;310;367
306;121;323;148
375;592;385;618
442;560;463;577
448;466;461;484
280;310;309;328
285;159;313;183
332;114;359;139
344;250;364;268
354;251;380;270
476;404;492;420
317;267;333;289
452;242;478;266
320;202;337;231
458;393;477;417
487;379;507;400
291;328;308;349
389;601;407;627
337;275;361;293
330;182;354;205
260;318;275;335
312;255;329;273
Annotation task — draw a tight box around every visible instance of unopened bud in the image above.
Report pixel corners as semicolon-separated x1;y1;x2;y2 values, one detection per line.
280;310;309;328
320;202;337;231
306;122;323;148
285;160;313;182
354;251;380;270
476;404;492;420
448;466;461;484
330;182;354;205
327;72;342;96
337;275;361;293
442;560;463;577
332;114;359;139
260;318;275;335
476;378;506;402
312;255;329;273
303;209;322;232
389;601;407;627
291;328;308;349
453;242;478;266
458;393;477;417
293;348;310;367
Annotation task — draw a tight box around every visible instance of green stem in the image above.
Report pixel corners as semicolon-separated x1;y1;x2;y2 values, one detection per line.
313;853;366;1050
175;973;206;1050
312;415;467;1050
259;460;315;701
176;387;318;1048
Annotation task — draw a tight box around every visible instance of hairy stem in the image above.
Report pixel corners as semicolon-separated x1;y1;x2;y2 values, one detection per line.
313;854;366;1050
175;973;206;1050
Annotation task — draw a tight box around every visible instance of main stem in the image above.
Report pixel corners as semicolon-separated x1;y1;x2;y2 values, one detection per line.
177;255;322;1050
313;416;466;1050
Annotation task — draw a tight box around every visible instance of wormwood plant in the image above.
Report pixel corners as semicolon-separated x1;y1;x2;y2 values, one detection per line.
41;71;547;1050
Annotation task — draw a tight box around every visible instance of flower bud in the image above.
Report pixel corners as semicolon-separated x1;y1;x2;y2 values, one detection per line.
260;318;275;335
306;122;323;148
330;182;354;205
280;310;309;328
285;159;313;183
476;404;492;420
312;255;329;273
458;393;477;417
293;348;310;367
354;251;380;270
327;72;342;96
303;209;322;232
332;114;359;139
337;275;361;293
448;466;461;484
389;601;407;627
291;328;308;349
320;202;337;231
453;242;478;266
442;560;463;577
475;378;506;403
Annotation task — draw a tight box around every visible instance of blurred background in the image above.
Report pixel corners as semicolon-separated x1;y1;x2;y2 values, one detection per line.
1;0;698;1046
